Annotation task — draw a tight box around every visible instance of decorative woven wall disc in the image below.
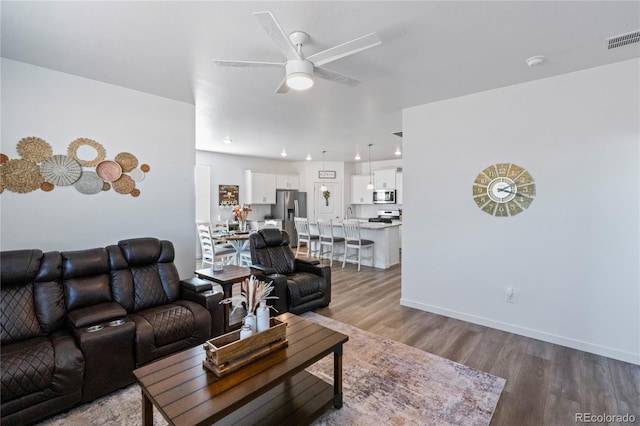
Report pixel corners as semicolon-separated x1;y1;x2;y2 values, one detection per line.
115;152;138;172
113;174;135;194
40;155;82;186
68;138;106;167
1;159;43;193
40;182;55;192
96;160;122;182
16;137;53;162
129;168;145;182
74;171;103;195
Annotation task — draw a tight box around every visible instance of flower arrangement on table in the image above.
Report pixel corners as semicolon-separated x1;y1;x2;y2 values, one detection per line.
233;204;251;231
219;275;278;317
233;204;251;220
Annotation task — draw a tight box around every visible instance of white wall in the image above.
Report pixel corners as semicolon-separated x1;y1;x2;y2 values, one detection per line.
1;59;196;277
402;59;639;364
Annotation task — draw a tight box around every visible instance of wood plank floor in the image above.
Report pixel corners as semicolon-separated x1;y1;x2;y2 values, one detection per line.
313;261;640;426
197;257;639;425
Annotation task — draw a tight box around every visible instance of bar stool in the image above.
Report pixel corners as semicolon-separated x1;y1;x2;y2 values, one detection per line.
294;217;319;258
316;218;345;267
341;219;374;271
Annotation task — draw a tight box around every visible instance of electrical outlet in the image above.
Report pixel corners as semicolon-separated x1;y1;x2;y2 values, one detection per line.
505;287;515;303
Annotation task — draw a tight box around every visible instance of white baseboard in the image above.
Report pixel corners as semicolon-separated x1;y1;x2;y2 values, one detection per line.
400;298;639;365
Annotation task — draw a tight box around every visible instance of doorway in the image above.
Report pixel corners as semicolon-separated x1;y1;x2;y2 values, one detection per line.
313;181;342;222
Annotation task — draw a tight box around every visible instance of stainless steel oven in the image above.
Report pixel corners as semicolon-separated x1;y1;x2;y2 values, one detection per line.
373;189;396;204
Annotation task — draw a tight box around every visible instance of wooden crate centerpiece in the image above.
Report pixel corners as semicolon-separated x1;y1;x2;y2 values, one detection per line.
203;318;287;377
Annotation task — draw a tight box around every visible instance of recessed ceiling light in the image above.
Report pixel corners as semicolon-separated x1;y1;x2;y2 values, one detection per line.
281;149;287;157
222;138;232;144
525;55;545;67
355;154;361;160
306;154;312;161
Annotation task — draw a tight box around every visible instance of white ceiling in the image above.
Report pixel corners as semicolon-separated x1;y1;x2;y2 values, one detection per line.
2;1;638;162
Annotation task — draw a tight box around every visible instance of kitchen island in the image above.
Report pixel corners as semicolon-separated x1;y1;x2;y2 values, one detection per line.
309;220;401;269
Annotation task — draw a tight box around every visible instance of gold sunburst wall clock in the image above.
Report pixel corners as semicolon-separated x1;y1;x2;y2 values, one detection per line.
472;163;536;217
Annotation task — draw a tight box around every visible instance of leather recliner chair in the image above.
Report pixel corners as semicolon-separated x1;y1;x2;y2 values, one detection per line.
0;250;84;425
61;247;136;403
106;238;211;365
249;228;331;315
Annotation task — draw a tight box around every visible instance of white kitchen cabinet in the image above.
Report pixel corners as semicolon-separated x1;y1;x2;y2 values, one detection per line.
396;171;403;204
373;169;396;189
244;171;276;204
351;174;373;204
275;174;299;190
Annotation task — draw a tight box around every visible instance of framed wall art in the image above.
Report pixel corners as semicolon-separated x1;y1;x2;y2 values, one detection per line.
219;184;239;206
318;170;336;179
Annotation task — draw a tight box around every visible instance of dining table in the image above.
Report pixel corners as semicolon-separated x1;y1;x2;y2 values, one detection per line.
213;231;251;265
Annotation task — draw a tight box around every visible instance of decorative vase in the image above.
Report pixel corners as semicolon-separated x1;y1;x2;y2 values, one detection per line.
243;313;256;333
239;323;253;339
256;300;270;333
239;219;247;232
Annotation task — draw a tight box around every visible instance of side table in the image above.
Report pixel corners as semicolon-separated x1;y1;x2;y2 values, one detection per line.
195;265;253;332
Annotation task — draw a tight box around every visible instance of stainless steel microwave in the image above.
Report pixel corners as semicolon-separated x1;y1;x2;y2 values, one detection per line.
373;189;396;204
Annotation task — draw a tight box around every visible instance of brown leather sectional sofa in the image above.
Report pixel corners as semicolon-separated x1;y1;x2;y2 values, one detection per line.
0;237;223;425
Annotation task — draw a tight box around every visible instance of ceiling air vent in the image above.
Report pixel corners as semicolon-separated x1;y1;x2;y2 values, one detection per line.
607;30;640;50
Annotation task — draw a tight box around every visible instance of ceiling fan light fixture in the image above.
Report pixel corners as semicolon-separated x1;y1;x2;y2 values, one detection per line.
285;60;314;91
287;73;314;90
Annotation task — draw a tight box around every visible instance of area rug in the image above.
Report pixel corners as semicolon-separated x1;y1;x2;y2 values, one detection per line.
38;313;504;426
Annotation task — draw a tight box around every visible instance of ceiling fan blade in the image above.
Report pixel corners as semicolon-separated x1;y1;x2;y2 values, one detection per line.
307;33;381;67
275;78;290;94
314;67;361;87
253;11;301;61
213;60;284;68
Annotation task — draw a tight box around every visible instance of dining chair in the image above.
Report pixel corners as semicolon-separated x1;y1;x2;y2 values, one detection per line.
239;245;253;266
316;218;345;267
293;217;319;258
263;220;279;229
196;221;235;267
341;219;374;271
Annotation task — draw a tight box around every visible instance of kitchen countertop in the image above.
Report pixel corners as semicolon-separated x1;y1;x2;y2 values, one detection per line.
358;222;401;229
330;218;401;229
309;219;401;269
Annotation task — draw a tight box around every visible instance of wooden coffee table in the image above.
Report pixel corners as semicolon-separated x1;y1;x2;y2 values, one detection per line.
133;313;348;425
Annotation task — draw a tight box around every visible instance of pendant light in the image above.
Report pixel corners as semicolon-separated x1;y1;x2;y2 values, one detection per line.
367;144;374;189
320;150;327;192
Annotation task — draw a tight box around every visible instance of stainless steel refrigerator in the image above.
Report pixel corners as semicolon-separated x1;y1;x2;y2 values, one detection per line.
271;190;307;247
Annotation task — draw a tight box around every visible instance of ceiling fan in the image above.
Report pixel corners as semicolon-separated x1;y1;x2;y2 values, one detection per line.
213;11;382;94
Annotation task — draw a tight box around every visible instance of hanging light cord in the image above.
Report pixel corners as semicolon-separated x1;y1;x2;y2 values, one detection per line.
368;144;373;189
321;150;327;191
